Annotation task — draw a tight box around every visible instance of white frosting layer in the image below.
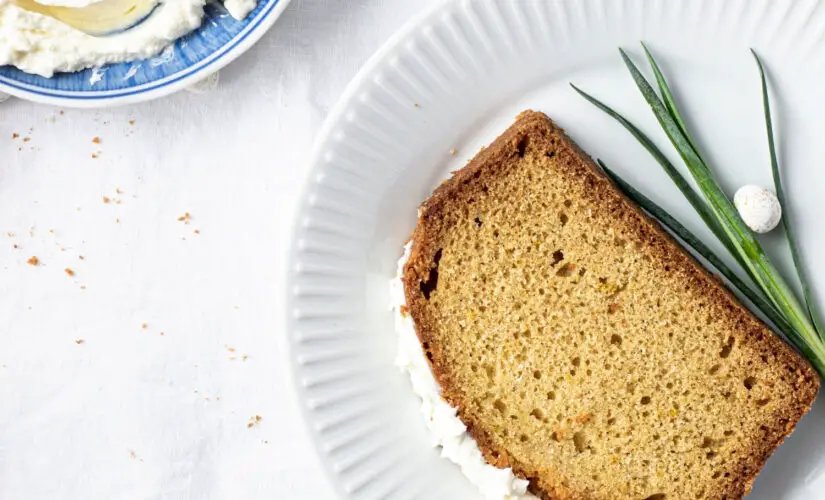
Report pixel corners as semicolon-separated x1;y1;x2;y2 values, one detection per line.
0;0;257;77
392;241;535;500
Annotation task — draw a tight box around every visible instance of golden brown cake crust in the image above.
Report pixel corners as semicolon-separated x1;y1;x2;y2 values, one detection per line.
402;111;819;500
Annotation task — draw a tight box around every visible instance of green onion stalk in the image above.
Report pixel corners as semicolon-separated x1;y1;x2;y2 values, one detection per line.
572;44;825;377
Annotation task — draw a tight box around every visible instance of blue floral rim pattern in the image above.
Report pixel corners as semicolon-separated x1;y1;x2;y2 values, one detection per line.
0;0;281;100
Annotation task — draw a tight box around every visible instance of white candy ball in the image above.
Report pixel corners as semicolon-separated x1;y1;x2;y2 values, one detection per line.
733;185;782;234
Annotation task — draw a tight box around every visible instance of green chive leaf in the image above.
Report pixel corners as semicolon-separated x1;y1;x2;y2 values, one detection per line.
640;42;703;158
571;82;755;281
576;45;825;377
620;47;812;330
570;84;721;239
752;49;825;341
599;160;795;342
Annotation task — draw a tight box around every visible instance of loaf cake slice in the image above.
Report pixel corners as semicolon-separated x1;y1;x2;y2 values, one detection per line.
402;111;819;499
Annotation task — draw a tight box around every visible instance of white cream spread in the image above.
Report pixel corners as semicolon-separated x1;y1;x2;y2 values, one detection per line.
391;242;535;500
0;0;257;77
223;0;257;20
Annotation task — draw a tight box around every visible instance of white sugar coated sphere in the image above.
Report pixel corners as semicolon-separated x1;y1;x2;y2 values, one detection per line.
733;185;782;234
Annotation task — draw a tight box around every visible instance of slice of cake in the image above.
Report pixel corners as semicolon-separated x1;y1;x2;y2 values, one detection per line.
395;111;819;499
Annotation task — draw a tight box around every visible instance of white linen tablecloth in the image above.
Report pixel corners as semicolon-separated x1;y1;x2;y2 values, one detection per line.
0;1;437;498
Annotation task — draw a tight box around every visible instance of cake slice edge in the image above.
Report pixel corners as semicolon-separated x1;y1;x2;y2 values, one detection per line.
402;110;820;499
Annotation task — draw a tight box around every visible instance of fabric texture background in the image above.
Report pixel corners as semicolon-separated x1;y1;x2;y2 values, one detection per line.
0;1;436;498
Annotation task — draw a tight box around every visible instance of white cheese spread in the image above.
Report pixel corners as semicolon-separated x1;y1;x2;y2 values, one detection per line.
391;242;535;500
224;0;257;20
0;0;257;77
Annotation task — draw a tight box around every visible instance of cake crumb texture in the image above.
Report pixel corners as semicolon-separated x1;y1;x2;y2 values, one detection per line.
403;111;819;500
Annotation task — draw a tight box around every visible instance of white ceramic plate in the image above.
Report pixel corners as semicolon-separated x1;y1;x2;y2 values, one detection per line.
287;1;825;498
0;0;291;107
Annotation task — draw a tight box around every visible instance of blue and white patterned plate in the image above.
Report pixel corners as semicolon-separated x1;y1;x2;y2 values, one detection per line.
0;0;290;107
